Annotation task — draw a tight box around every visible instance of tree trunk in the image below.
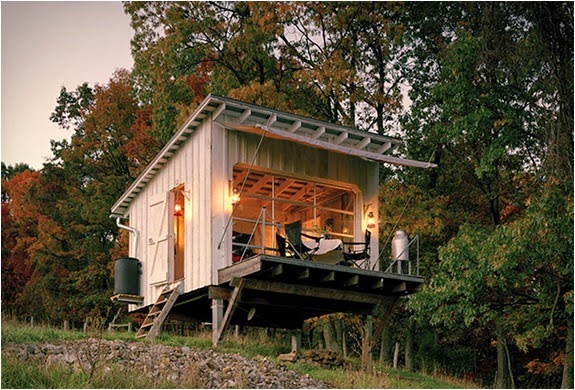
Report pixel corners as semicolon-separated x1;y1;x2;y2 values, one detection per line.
323;322;333;350
342;329;348;359
361;315;373;371
393;342;400;369
333;318;343;354
379;325;391;366
405;320;415;371
495;318;514;388
561;316;574;389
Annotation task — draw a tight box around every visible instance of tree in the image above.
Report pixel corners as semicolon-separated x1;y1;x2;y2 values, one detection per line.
398;2;572;386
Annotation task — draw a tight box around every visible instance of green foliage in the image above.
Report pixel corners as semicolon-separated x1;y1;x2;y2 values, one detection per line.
1;320;85;344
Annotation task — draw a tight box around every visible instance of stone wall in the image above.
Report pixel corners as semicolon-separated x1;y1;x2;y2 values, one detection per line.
2;339;329;389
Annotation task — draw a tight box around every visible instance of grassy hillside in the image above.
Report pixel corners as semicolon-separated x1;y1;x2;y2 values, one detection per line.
1;318;477;388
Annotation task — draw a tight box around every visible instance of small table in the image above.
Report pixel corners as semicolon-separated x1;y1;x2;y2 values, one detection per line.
303;238;342;262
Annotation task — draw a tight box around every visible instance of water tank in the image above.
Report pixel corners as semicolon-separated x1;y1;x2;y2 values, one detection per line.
114;257;141;295
391;230;409;274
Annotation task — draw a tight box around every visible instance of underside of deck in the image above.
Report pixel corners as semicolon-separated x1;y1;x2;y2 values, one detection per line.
138;255;424;330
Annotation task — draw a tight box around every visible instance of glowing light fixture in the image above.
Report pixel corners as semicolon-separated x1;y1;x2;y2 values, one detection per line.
174;203;183;216
366;211;376;229
231;187;240;205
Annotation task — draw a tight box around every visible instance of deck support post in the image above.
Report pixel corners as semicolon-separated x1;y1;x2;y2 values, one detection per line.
215;278;245;345
291;329;302;353
211;299;224;347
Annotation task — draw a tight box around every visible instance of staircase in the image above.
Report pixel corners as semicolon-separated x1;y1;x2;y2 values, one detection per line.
136;281;182;340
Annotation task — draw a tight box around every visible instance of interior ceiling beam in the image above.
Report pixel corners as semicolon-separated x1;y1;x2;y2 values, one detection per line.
272;178;296;198
233;169;249;187
246;174;272;194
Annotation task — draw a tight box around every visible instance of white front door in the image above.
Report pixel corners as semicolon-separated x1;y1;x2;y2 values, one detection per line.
147;192;173;289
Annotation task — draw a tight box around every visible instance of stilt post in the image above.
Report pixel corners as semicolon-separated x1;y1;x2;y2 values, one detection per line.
211;299;224;347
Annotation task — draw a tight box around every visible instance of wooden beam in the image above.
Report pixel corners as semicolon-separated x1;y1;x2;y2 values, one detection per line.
173;293;209;307
271;264;284;278
233;169;249;187
272;178;296;198
392;281;407;294
288;120;301;133
312;126;325;139
296;268;310;281
377;142;392;154
212;103;226;120
208;286;232;300
287;182;314;203
368;279;384;290
266;113;277;127
246;174;272;194
238;278;387;305
343;274;359;288
218;256;262;284
320;271;335;283
216;278;245;344
334;131;348;145
356;137;371;150
238;109;252;124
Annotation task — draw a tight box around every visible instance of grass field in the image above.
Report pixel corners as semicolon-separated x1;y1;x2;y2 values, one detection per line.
1;318;476;389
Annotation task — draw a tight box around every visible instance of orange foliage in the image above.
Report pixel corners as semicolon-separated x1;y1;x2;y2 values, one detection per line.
526;351;564;376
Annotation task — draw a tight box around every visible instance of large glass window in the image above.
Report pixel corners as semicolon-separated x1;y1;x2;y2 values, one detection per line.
231;165;355;255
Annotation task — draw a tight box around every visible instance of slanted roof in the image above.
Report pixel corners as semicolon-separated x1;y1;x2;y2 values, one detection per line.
111;95;434;216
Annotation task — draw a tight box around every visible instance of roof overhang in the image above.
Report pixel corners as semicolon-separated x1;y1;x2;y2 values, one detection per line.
111;94;435;216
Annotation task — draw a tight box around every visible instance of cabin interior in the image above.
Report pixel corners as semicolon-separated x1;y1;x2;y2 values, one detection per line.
229;164;359;264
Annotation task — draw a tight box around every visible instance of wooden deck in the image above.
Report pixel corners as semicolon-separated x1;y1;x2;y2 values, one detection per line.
218;254;423;295
160;255;423;330
141;255;424;329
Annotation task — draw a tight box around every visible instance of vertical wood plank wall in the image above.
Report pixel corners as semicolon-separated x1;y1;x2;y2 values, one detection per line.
128;119;380;306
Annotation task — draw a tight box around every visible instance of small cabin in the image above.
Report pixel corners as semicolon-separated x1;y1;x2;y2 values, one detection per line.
110;95;432;342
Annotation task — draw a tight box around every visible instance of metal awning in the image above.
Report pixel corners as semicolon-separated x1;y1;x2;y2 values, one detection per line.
111;95;435;216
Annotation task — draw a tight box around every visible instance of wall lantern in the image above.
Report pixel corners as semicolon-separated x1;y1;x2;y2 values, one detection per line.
231;187;240;205
367;211;376;229
363;203;376;229
173;203;183;216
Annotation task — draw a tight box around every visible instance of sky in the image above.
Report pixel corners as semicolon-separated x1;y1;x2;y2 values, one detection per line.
1;1;134;169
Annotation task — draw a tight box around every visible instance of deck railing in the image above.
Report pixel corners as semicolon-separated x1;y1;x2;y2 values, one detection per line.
232;208;421;277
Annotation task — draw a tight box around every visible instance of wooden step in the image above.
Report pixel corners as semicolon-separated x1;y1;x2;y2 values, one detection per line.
135;281;182;341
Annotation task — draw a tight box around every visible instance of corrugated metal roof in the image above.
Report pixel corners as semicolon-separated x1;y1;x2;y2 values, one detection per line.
111;95;434;216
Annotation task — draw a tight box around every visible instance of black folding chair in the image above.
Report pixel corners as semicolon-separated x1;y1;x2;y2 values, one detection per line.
284;221;321;260
342;229;371;268
232;231;253;262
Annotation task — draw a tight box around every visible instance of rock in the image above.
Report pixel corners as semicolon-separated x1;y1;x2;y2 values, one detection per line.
2;340;329;388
